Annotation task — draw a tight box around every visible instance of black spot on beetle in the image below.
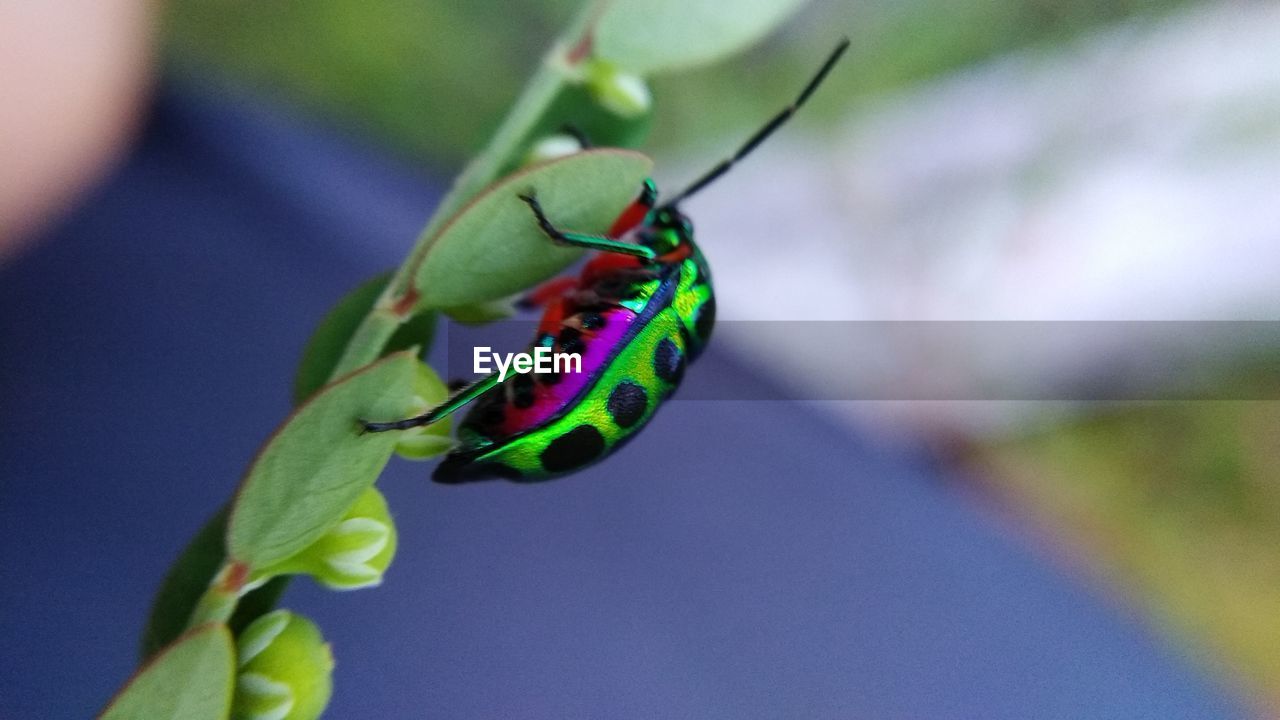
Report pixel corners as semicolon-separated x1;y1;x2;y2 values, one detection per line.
607;382;648;429
511;373;536;408
540;424;606;473
654;338;685;384
468;389;506;427
480;404;506;427
434;455;523;484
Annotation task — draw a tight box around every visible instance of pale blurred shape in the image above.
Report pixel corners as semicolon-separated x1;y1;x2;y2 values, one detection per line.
676;1;1280;436
0;0;155;258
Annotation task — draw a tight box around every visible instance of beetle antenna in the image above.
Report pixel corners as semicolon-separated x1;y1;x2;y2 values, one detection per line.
660;38;850;209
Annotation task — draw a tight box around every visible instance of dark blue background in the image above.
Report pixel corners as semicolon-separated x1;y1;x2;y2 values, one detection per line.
0;86;1246;718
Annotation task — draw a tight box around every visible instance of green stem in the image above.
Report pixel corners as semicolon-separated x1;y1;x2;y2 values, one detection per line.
327;5;600;381
179;5;602;635
187;562;248;627
178;1;604;640
327;307;407;384
403;56;568;274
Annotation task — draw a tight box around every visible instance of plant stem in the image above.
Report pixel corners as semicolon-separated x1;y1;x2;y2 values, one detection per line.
177;2;602;640
187;562;248;627
326;6;599;381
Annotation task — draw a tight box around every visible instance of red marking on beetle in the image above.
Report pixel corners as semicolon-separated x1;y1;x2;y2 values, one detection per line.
582;252;643;284
537;297;570;336
656;244;693;264
524;276;579;308
608;201;650;237
496;305;637;436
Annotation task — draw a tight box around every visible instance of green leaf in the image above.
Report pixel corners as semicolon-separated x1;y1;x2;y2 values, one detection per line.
293;272;437;404
387;311;438;359
442;297;516;325
411;149;652;309
102;624;234;720
595;0;810;75
229;352;417;569
392;361;453;461
142;506;290;660
141;508;228;659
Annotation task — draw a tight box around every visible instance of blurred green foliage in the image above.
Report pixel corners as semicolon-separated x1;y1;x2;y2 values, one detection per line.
162;0;1190;164
976;396;1280;710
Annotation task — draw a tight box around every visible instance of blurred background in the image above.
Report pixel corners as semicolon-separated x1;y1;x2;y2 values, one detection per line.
3;0;1278;715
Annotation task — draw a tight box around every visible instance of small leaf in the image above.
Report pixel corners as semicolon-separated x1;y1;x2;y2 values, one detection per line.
293;273;437;404
442;297;516;325
228;352;416;569
594;0;809;75
392;361;453;461
101;624;235;720
292;273;389;404
142;507;288;659
412;149;652;308
141;508;229;659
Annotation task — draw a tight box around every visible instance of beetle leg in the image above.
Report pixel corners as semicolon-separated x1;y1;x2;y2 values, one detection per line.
360;372;503;433
581;252;644;284
519;194;656;261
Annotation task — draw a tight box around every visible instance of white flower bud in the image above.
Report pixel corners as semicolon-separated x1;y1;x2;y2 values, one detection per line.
248;487;397;591
233;610;333;720
584;59;651;117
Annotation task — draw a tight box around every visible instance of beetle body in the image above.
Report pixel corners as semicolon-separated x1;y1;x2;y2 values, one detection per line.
436;194;715;482
361;39;848;483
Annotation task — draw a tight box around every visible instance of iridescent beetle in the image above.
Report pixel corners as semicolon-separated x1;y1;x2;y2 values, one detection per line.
363;40;849;482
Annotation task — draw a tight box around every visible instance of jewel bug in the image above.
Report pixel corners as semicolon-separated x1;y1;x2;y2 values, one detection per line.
363;39;850;482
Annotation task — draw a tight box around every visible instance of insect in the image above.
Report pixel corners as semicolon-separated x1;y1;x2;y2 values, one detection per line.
362;40;850;482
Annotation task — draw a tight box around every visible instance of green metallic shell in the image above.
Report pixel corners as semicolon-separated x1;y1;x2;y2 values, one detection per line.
479;305;685;476
443;249;713;482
